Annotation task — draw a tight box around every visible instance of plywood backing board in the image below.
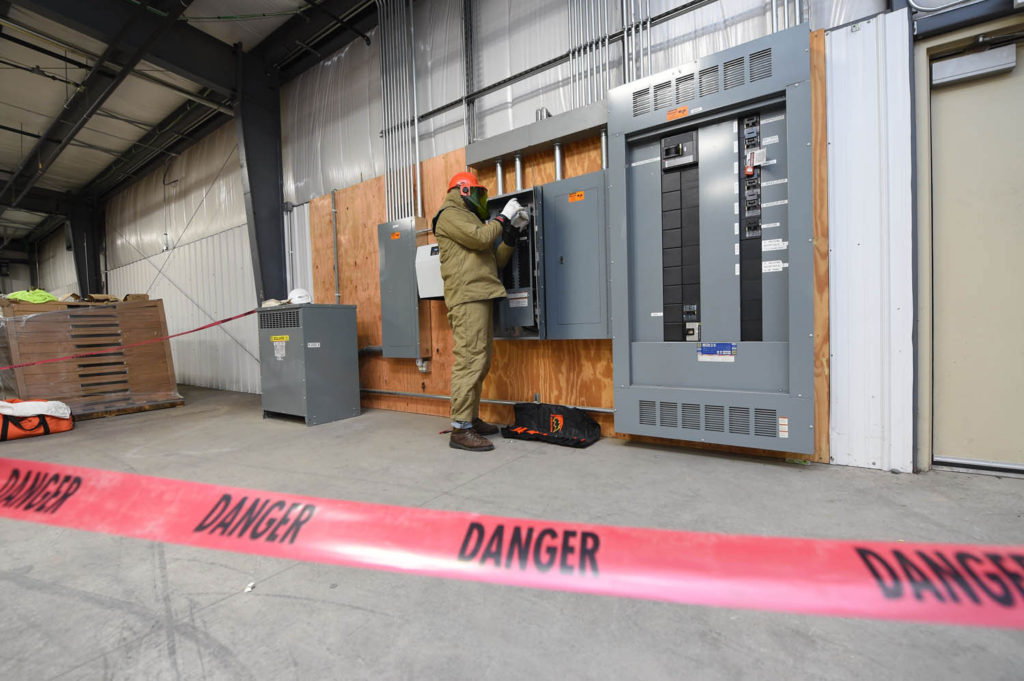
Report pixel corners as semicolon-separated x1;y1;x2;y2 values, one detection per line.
811;29;831;464
309;193;337;305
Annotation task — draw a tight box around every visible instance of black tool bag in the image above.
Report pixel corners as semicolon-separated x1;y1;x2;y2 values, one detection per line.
500;402;601;448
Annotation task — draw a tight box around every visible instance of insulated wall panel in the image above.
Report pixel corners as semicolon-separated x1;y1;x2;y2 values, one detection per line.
107;225;261;394
826;11;913;472
37;229;78;298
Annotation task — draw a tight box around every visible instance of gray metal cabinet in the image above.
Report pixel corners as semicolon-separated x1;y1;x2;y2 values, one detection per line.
541;170;610;340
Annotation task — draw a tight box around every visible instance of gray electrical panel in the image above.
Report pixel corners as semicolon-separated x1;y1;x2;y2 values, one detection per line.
542;170;610;340
378;217;426;358
607;25;815;454
258;304;361;426
486;188;546;339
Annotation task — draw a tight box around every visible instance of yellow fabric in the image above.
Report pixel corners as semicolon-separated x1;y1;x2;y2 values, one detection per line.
434;190;514;309
7;289;57;303
447;300;494;423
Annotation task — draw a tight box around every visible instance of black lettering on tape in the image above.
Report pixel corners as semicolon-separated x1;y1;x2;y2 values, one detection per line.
985;553;1024;601
213;497;248;535
856;547;903;600
559;531;578;575
533;528;558;572
27;474;62;511
251;501;286;540
267;502;301;542
481;524;505;567
506;527;534;570
894;550;946;602
0;468;19;499
956;552;1014;607
916;550;980;604
458;522;485;561
278;504;315;544
43;475;79;514
195;494;232;532
579;532;600;576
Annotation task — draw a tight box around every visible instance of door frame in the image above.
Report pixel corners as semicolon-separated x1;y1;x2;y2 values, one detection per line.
913;15;1024;472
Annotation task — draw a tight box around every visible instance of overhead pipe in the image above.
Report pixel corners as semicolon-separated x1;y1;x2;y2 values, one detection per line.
554;143;563;181
514;154;523;192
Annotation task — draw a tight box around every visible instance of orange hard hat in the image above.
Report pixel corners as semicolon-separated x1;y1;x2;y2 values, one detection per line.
447;171;484;191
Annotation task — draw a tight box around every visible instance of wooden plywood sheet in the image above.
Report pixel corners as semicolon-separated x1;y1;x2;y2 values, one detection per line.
811;29;831;464
308;193;336;305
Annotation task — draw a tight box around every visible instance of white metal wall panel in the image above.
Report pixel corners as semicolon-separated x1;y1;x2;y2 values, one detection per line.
37;228;78;298
107;226;261;394
284;202;315;295
106;123;246;269
826;10;913;472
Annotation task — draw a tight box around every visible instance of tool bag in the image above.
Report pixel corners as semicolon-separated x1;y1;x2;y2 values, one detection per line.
500;402;601;448
0;400;74;442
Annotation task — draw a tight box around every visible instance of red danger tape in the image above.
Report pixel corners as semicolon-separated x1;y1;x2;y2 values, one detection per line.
1;456;1022;629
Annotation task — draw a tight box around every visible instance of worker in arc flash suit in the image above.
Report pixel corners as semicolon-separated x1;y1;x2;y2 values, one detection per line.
433;171;529;452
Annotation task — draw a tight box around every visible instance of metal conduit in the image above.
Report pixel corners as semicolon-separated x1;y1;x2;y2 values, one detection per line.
514;154;523;191
361;388;616;414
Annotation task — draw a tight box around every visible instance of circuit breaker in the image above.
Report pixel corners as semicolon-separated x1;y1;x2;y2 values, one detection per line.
487;188;545;339
607;25;814;454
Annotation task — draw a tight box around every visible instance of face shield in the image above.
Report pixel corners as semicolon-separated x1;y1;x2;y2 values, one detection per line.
460;185;490;221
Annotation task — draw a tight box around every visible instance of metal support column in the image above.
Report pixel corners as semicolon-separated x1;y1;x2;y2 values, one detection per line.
68;200;103;296
235;48;287;302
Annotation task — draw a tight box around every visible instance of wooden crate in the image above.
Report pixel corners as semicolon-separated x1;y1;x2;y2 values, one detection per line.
0;300;183;419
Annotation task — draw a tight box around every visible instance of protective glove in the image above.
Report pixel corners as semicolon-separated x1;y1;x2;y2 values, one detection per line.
511;207;530;229
500;198;523;221
500;217;519;246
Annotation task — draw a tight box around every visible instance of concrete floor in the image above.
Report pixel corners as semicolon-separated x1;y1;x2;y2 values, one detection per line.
0;386;1022;680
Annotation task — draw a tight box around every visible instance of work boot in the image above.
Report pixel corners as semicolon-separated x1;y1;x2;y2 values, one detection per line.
472;417;499;436
450;427;495;452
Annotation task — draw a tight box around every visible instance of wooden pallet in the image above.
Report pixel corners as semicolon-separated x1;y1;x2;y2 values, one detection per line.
0;300;183;418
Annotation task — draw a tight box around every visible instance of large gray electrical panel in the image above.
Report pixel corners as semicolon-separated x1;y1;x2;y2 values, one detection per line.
378;217;425;358
542;170;610;340
607;25;815;453
258;304;360;426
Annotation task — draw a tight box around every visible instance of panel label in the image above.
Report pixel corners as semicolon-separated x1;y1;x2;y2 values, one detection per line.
762;178;788;187
762;135;780;146
762;260;789;273
274;342;286;361
761;114;786;124
763;199;789;208
666;106;689;121
270;335;290;342
697;342;737;363
762;239;789;252
307;342;321;349
779;416;790;439
508;292;529;309
569;191;585;203
650;312;664;317
390;232;401;240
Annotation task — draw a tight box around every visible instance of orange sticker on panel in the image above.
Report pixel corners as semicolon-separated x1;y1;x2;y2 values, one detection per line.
666;106;689;121
568;191;585;203
390;232;401;240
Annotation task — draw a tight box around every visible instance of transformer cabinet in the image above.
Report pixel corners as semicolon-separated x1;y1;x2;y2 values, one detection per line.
607;25;815;453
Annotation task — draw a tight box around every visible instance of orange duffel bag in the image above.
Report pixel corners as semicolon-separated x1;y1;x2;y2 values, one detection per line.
0;400;74;442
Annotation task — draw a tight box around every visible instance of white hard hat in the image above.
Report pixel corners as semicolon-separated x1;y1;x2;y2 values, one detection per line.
288;288;312;305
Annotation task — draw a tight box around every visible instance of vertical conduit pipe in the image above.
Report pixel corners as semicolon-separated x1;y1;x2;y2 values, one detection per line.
577;0;585;106
644;0;651;77
587;0;595;105
514;154;523;192
331;191;340;302
496;160;504;195
554;143;563;181
590;0;598;103
398;0;410;217
377;1;390;220
409;0;423;218
770;0;778;32
567;0;575;110
603;0;610;95
783;0;789;29
600;129;608;169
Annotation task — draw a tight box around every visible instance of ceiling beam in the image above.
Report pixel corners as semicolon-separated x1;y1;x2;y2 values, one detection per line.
0;185;69;215
0;0;192;214
15;0;236;97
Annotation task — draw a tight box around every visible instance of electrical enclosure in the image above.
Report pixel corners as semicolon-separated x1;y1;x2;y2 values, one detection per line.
378;217;429;358
487;188;546;339
258;304;361;426
607;25;815;453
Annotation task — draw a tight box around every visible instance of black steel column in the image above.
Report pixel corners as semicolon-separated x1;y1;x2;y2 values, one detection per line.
68;200;103;296
235;48;286;302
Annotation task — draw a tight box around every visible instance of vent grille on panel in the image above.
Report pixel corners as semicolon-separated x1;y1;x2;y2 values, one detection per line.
639;400;656;425
704;405;725;432
259;309;300;329
675;74;695;103
755;408;778;437
750;48;772;81
728;407;751;435
724;57;745;89
653;81;673;110
659;401;678;428
698;66;719;97
681;403;700;430
632;87;652;117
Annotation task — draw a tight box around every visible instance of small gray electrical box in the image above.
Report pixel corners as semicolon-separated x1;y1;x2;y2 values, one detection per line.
378;217;429;358
258;304;360;426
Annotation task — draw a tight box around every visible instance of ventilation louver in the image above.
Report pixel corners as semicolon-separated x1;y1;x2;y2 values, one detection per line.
259;310;301;329
681;404;700;430
659;401;678;428
750;48;772;81
704;405;725;432
724;57;745;89
728;407;751;435
675;74;695;103
755;408;778;437
698;66;719;97
632;87;652;117
653;81;673;110
639;399;656;425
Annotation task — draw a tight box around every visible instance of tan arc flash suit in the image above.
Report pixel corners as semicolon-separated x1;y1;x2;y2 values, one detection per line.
433;189;514;425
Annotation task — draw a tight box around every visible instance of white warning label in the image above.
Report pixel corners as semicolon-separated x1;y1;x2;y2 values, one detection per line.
762;260;789;273
762;239;789;252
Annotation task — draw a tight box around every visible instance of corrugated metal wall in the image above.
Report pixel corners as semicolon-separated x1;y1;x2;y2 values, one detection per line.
107;225;261;393
284;202;314;294
826;9;914;472
37;228;79;298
